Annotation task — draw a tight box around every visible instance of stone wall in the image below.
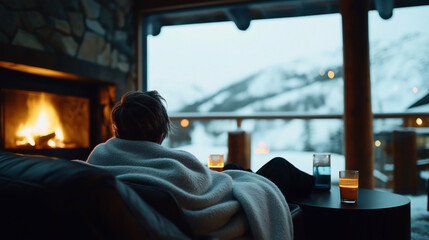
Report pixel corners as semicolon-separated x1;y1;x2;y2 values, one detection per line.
0;0;136;90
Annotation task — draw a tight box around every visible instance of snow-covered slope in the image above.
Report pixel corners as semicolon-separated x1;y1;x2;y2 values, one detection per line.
171;33;429;152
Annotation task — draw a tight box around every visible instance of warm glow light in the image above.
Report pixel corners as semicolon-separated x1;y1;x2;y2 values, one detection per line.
0;61;83;80
15;93;66;148
375;140;381;147
327;70;335;79
180;119;189;127
416;118;423;126
255;141;270;154
413;87;418;93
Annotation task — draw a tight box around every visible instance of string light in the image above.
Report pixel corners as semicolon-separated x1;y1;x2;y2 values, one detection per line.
374;140;381;147
180;119;189;127
416;118;423;126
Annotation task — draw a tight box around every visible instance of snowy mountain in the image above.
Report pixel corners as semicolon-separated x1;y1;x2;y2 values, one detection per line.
371;32;429;112
179;32;428;114
169;33;429;153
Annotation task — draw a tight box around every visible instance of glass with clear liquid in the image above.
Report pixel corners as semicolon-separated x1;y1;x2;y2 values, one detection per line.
313;153;331;190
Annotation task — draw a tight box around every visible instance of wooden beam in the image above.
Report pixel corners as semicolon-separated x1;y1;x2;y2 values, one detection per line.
340;0;374;189
136;0;266;13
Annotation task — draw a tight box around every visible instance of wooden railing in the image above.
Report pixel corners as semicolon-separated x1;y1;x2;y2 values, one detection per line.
170;112;429;128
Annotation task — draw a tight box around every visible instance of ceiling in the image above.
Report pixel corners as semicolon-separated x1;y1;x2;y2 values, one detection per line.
136;0;429;35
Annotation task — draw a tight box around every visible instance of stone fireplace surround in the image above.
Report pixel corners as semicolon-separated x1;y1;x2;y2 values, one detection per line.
0;0;136;96
0;0;137;160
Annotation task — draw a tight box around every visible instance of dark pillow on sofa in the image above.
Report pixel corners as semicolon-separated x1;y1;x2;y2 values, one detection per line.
0;151;190;240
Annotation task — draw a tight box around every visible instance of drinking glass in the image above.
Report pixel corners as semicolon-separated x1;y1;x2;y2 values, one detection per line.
313;153;331;190
339;170;359;203
208;154;224;172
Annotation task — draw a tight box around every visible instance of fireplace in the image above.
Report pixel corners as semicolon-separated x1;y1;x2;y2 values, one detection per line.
0;65;116;160
0;0;136;160
3;89;90;149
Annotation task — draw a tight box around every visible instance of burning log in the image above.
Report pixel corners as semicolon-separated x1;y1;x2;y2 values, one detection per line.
14;132;56;149
35;132;56;147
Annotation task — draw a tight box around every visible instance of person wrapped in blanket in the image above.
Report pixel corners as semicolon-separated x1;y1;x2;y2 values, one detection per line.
87;91;314;240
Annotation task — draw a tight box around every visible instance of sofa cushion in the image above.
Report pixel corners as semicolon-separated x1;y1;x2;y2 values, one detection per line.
0;151;190;240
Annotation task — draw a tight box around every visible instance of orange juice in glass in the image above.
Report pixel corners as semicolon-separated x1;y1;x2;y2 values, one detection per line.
208;154;224;172
339;170;359;203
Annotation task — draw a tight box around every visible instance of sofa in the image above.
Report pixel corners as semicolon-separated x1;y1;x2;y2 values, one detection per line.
0;150;302;240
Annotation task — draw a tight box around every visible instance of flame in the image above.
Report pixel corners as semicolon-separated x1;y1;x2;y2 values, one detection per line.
15;93;65;148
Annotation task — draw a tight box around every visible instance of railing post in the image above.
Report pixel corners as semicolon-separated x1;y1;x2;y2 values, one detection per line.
392;130;418;194
236;118;242;128
227;130;251;169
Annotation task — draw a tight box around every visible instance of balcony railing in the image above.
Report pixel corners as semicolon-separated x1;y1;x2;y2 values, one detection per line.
170;112;429;127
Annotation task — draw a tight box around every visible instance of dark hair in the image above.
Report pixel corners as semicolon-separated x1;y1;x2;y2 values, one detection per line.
111;90;171;142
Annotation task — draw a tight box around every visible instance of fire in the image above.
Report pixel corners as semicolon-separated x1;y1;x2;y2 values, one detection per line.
15;93;66;148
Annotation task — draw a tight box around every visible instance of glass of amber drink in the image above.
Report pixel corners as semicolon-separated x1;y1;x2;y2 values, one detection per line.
339;170;359;203
208;154;224;172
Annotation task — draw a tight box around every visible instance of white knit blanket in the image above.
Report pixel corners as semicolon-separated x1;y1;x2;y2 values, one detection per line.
87;138;293;240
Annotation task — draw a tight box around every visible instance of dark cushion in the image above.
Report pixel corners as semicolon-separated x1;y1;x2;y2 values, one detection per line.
0;151;190;240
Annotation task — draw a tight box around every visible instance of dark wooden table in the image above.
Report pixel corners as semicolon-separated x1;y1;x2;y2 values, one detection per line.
290;187;410;240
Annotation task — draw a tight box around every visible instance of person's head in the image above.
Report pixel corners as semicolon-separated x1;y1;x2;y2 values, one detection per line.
111;90;171;143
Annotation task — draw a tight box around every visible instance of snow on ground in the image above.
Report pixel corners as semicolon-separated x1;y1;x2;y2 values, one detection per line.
408;194;429;240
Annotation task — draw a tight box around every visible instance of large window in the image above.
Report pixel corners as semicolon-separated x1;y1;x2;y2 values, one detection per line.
147;6;429;170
